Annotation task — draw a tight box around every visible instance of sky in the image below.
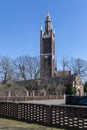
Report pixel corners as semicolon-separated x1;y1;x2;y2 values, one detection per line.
0;0;87;69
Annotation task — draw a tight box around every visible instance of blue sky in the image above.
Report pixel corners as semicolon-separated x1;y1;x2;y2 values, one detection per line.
0;0;87;69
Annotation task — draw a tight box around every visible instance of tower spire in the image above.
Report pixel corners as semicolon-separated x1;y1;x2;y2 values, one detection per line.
45;12;52;34
47;12;51;19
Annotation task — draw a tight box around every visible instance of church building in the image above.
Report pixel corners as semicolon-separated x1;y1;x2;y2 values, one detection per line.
40;13;84;96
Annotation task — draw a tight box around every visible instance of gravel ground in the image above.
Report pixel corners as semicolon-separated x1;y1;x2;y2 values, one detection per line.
19;99;65;105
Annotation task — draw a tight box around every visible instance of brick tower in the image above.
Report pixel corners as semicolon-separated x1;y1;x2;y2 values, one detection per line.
40;13;55;79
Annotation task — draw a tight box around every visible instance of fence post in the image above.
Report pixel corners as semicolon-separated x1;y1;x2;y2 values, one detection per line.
46;105;52;126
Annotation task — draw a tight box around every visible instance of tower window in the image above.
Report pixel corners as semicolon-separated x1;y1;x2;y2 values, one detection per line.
42;38;51;53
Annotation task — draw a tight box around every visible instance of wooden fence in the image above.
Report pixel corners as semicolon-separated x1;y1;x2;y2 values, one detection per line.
0;102;87;129
0;95;64;101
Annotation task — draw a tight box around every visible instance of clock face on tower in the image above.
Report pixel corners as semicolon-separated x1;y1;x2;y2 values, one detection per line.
44;55;48;59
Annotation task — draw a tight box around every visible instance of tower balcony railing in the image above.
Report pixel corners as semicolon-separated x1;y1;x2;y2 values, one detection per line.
40;53;53;56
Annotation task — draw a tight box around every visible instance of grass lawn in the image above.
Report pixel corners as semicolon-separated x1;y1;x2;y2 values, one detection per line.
0;118;66;130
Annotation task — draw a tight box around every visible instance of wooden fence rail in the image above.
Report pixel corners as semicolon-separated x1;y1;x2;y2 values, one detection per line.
0;101;87;129
0;95;64;101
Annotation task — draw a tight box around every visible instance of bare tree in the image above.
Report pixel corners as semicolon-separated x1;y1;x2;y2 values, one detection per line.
14;56;27;81
61;57;87;80
14;55;40;92
25;56;40;80
14;56;40;80
61;56;68;72
0;56;15;84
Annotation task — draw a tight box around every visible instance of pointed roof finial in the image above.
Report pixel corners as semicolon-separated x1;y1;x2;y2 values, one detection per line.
40;25;43;31
45;11;51;22
54;29;55;34
47;11;50;17
51;24;53;29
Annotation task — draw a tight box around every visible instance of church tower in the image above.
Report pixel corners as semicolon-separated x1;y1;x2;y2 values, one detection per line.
40;13;55;79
